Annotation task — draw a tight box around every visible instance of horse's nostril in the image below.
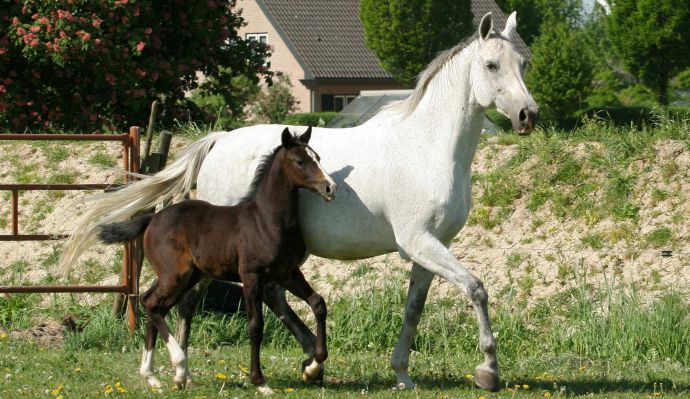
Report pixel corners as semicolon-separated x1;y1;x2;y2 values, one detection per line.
519;108;528;124
325;185;332;195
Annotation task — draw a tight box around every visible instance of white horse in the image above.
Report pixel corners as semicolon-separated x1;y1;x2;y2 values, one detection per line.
60;12;537;392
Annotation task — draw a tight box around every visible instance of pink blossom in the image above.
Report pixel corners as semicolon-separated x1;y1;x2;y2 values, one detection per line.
133;5;140;17
82;33;91;41
0;85;5;93
94;38;101;45
38;17;48;25
12;17;19;26
135;68;146;78
136;41;145;52
30;25;41;33
144;27;152;34
59;30;66;38
16;27;26;35
0;48;5;55
53;43;59;51
92;18;102;28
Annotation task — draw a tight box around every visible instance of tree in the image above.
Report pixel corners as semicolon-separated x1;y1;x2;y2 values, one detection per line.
359;0;473;86
606;0;690;105
526;22;594;124
0;1;270;131
495;0;582;46
252;74;298;124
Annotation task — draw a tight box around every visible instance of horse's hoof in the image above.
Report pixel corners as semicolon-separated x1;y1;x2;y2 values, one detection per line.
257;384;274;395
474;365;500;392
301;359;324;384
393;372;416;390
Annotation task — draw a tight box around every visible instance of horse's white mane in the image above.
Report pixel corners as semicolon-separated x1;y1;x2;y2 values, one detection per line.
380;34;480;118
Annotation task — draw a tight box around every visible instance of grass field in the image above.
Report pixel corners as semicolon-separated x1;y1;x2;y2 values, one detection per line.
1;279;689;398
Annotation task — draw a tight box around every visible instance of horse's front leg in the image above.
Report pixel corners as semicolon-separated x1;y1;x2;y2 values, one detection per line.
390;263;435;389
241;273;272;395
278;269;327;384
397;232;500;392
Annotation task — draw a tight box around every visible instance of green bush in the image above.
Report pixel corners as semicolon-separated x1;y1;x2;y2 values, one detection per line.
282;112;338;127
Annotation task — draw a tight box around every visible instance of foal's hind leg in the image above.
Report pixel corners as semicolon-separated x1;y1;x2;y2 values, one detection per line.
174;277;211;387
139;280;163;388
141;269;200;389
279;270;328;384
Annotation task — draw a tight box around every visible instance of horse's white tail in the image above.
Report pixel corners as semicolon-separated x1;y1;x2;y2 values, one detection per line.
59;131;225;274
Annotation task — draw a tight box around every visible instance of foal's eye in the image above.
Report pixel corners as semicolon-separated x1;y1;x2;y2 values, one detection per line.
486;61;499;72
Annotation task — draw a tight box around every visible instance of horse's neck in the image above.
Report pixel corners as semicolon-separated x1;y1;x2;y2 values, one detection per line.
407;46;485;173
253;157;299;228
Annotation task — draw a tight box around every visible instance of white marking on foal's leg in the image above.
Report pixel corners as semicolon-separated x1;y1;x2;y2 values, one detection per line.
163;335;188;387
302;359;324;382
140;347;162;388
257;384;274;395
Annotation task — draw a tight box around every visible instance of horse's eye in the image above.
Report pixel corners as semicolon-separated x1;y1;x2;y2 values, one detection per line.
486;61;499;72
296;159;305;166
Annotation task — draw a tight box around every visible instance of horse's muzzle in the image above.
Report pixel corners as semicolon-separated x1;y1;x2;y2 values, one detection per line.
317;181;337;201
517;107;538;135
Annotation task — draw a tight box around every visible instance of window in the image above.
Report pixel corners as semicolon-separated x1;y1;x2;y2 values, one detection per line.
321;94;357;112
246;33;268;44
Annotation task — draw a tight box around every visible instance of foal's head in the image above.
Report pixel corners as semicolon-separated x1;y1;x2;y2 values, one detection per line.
280;126;337;201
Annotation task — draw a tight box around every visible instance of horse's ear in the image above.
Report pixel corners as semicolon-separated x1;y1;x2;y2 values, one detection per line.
479;12;493;41
298;126;312;144
502;11;517;40
281;127;294;148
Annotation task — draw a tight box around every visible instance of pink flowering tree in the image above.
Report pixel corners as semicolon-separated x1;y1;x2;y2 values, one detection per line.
0;0;271;131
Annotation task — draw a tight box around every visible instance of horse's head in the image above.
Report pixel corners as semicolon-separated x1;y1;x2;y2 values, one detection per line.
280;126;337;201
471;12;538;135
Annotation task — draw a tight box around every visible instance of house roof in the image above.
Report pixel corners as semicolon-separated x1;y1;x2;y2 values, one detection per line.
256;0;530;80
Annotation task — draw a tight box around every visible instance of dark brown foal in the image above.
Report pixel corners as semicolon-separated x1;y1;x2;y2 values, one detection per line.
98;127;336;394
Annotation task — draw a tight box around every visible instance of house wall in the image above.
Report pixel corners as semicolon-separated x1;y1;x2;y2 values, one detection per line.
237;0;312;112
309;80;407;111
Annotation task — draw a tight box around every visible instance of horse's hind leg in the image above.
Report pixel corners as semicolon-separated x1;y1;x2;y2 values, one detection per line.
263;281;317;356
175;277;211;387
139;280;162;388
279;270;328;384
390;263;434;389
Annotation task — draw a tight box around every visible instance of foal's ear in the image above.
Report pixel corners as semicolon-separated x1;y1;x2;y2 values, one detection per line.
281;127;295;148
298;126;312;144
479;12;493;41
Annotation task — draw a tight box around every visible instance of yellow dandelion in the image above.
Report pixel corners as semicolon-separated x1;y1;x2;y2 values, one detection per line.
0;332;8;339
115;382;127;393
51;383;64;395
465;373;473;380
239;366;249;374
478;396;486;399
543;392;552;398
56;396;63;399
514;384;521;389
286;388;295;393
218;359;226;365
74;367;81;373
215;372;228;380
104;384;114;394
506;387;513;392
523;384;530;389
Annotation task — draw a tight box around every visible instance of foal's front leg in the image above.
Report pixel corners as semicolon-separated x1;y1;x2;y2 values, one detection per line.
279;269;328;384
242;273;273;395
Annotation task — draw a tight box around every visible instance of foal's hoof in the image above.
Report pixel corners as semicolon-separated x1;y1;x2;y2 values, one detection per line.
474;365;500;392
257;384;274;395
301;358;324;384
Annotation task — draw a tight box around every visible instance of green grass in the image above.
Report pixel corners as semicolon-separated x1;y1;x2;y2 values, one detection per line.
1;279;689;398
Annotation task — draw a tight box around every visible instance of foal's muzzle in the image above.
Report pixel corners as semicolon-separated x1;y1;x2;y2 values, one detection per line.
317;181;337;201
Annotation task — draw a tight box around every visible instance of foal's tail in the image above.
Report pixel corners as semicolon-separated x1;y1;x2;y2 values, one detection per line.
59;131;225;275
98;213;154;244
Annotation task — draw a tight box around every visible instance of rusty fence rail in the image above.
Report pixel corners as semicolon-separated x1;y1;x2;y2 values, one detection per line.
0;127;141;333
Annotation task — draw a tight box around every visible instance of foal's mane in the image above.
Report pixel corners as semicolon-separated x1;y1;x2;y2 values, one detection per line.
383;32;499;118
239;137;309;203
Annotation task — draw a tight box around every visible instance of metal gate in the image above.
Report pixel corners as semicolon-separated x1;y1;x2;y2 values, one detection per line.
0;127;141;333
